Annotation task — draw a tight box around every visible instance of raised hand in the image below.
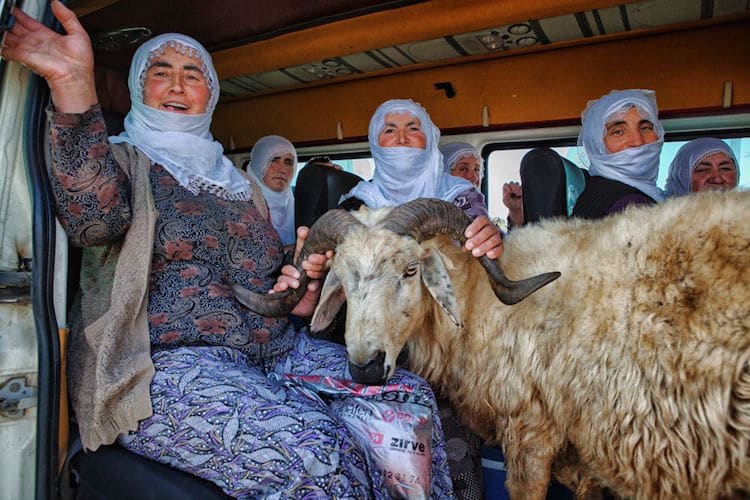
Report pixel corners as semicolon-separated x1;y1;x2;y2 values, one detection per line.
2;1;97;112
502;181;525;227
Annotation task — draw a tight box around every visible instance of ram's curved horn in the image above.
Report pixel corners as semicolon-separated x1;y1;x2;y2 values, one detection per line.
231;209;364;316
380;198;560;305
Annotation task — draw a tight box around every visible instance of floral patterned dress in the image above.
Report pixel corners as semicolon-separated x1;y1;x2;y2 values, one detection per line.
50;105;453;499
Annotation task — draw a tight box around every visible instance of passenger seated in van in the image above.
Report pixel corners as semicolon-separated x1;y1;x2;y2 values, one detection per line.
3;4;453;497
572;89;665;219
340;98;503;259
245;135;297;245
440;141;483;189
664;137;739;196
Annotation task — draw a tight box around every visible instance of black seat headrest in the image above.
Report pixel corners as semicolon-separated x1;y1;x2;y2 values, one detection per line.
519;147;588;224
294;161;363;228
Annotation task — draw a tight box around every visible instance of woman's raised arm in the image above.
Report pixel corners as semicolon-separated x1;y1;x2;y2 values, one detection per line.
2;0;97;112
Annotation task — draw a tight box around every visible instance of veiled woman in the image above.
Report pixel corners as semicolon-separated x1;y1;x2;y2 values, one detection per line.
572;89;665;219
247;134;297;245
665;137;739;197
341;98;502;259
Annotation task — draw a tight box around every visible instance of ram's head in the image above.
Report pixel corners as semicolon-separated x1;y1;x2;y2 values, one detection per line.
232;198;560;384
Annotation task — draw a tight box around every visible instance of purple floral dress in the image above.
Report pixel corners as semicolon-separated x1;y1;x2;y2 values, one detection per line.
49;105;453;499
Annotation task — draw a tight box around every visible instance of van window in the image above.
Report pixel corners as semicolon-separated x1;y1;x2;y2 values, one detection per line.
485;135;750;221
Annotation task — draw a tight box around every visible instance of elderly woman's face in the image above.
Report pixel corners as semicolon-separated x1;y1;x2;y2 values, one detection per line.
143;47;211;114
603;106;658;154
263;153;295;192
377;112;427;149
690;152;738;193
452;155;482;188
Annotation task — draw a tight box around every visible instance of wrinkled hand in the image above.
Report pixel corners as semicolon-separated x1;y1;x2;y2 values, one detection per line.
502;181;524;227
271;226;334;318
2;1;97;112
464;215;503;259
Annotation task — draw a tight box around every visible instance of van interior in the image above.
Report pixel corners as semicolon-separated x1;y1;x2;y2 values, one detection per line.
0;0;748;498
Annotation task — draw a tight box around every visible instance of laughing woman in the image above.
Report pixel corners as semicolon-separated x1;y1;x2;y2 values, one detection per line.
2;2;452;497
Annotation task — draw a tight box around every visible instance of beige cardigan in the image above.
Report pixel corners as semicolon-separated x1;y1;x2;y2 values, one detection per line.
67;144;268;451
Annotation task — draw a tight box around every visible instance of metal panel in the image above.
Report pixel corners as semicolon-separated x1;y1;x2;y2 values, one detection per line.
537;13;588;43
398;38;463;62
595;6;627;33
0;2;43;498
714;0;750;16
626;0;702;28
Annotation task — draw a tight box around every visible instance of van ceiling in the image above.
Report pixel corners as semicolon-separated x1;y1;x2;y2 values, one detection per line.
73;0;749;103
76;0;422;71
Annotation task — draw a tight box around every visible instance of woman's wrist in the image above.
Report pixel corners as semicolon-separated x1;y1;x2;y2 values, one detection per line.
507;208;524;228
49;72;98;113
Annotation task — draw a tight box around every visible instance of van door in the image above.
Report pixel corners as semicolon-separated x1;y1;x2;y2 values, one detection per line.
0;0;63;498
0;25;39;500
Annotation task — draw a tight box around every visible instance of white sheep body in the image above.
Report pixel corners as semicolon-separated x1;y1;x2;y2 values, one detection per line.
317;191;750;499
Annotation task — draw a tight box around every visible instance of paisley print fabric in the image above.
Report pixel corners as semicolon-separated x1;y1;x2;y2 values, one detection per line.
147;163;295;360
49;105;453;498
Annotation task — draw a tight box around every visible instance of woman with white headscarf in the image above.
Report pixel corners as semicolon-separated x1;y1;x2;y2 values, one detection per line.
665;137;739;197
4;3;453;497
342;99;503;259
572;89;665;219
440;141;484;189
247;135;297;245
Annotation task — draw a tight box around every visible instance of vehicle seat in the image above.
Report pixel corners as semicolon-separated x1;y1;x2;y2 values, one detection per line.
293;159;362;345
294;159;363;228
519;147;588;223
69;440;230;499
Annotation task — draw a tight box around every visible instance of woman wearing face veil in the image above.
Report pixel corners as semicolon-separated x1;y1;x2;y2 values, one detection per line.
342;98;503;259
3;3;453;497
572;89;665;219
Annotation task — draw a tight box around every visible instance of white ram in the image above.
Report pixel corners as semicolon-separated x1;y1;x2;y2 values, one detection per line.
235;191;750;499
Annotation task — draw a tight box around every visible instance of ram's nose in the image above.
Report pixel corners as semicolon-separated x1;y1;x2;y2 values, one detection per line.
349;351;386;385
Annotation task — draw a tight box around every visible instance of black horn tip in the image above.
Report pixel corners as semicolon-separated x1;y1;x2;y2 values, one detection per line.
495;271;561;305
229;280;296;317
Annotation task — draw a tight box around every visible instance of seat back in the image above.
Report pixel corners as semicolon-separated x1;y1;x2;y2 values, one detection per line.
294;160;363;228
519;147;587;223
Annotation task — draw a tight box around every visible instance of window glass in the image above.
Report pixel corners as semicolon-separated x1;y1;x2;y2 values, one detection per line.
485;136;750;222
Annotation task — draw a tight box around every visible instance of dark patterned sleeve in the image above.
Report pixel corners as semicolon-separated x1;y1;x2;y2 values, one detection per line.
47;104;133;247
452;187;489;220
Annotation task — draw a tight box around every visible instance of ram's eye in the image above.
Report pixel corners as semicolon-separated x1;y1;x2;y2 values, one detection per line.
404;265;418;277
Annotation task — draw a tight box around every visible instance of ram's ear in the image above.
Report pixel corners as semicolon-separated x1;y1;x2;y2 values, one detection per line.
421;248;462;328
311;269;346;332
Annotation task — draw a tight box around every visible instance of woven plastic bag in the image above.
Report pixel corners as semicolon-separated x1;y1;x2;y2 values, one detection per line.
274;374;433;499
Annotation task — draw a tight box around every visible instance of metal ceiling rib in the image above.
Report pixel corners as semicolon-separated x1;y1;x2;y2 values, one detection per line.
218;0;749;99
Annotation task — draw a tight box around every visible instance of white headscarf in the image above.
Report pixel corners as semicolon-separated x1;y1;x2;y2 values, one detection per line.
664;137;738;197
578;89;665;202
110;33;251;200
344;99;473;208
440;142;484;183
247;135;297;245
